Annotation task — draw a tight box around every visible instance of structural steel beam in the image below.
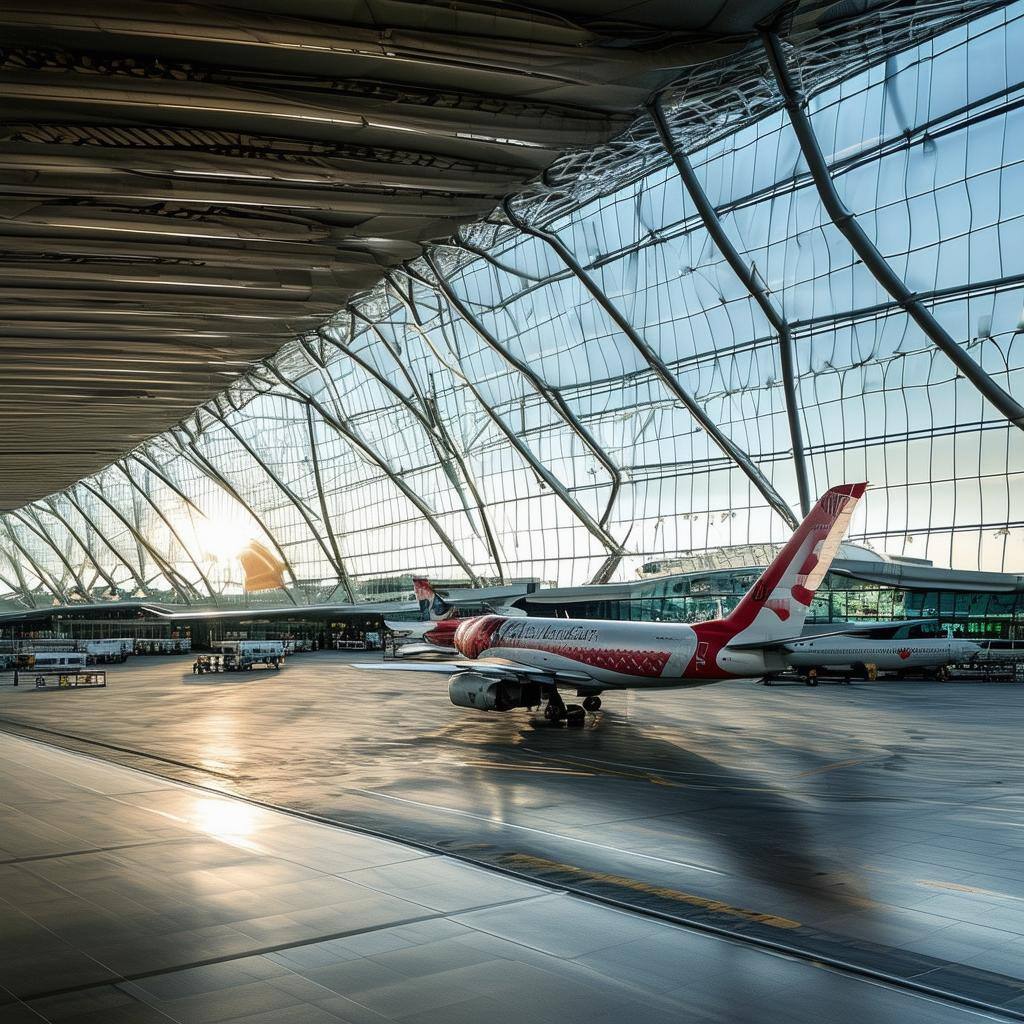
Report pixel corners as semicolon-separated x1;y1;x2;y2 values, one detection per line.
340;306;508;581
130;452;207;518
0;524;38;607
63;488;148;593
167;427;301;605
0;562;30;606
114;460;218;601
302;403;358;603
417;252;623;527
310;329;504;586
648;95;812;517
761;27;1024;433
77;479;200;603
207;396;354;591
260;361;485;587
1;517;69;603
380;273;627;557
7;507;89;596
40;497;125;596
501;197;801;530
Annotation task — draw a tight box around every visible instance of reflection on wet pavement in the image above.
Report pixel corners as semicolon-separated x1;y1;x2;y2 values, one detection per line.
2;652;1023;1010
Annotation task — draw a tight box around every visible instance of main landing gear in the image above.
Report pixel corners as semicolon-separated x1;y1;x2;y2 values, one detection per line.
542;687;599;727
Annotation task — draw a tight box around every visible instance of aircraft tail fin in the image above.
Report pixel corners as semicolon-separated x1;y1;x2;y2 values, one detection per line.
412;577;454;621
724;483;866;643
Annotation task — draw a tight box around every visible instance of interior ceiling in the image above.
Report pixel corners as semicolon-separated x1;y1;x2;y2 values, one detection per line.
0;0;786;509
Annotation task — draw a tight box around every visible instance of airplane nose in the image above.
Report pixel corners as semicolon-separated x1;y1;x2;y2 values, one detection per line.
453;615;506;659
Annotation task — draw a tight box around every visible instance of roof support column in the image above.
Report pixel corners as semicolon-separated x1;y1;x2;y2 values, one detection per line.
260;361;485;587
7;508;89;597
167;427;301;605
206;396;356;597
649;95;812;517
302;402;358;603
501;196;800;530
40;499;122;596
0;562;31;607
414;253;623;527
0;528;37;608
113;460;218;601
338;307;507;583
76;480;199;603
62;489;148;594
2;518;68;603
379;272;628;559
761;27;1024;432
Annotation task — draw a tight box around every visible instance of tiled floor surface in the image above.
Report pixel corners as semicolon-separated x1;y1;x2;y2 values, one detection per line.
0;733;998;1023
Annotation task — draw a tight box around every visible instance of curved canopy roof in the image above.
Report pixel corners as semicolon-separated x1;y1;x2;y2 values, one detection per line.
0;0;784;507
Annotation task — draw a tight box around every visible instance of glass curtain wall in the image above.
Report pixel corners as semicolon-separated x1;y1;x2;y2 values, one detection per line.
0;1;1020;607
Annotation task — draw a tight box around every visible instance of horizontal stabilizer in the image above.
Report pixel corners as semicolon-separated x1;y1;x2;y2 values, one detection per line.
726;618;938;651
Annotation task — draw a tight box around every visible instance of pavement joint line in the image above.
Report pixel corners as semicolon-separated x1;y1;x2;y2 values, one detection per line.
0;836;200;867
2;725;1024;1022
0;715;237;780
12;909;449;1003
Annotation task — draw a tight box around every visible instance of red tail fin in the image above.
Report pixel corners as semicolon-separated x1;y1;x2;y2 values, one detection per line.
725;483;866;642
412;577;453;621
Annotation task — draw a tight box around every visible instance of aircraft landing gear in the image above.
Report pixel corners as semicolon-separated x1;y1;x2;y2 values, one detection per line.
804;668;819;687
542;688;586;726
565;704;586;727
582;695;602;713
543;686;566;724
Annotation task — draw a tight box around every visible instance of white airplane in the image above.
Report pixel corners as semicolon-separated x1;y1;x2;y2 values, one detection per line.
767;634;976;682
373;484;981;723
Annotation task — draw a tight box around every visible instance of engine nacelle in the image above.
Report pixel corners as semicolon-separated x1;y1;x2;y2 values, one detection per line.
448;672;535;712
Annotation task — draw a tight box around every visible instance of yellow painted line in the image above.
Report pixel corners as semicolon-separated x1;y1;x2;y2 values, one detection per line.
523;752;687;787
502;852;801;930
530;751;779;793
460;760;593;777
917;878;1024;904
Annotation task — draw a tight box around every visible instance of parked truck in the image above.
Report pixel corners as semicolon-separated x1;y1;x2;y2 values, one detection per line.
83;639;130;664
218;640;284;671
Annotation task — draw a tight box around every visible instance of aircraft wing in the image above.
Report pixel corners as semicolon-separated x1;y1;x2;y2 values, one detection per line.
391;642;455;657
726;618;938;651
363;658;594;684
384;620;429;637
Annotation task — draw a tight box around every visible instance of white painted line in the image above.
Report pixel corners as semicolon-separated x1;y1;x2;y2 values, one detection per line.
349;787;726;875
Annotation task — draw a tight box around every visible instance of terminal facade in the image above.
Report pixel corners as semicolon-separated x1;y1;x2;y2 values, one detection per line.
0;2;1020;628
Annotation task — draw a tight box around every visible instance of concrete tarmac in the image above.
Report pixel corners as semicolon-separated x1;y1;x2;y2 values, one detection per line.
2;653;1023;1015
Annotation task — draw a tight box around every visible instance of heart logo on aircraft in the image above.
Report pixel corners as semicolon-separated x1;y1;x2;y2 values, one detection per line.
898;648;912;660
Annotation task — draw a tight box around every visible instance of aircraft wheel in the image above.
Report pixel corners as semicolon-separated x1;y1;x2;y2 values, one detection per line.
582;695;602;712
565;705;586;727
543;703;562;722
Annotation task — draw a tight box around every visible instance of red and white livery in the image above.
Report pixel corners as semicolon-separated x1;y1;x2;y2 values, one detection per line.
373;485;979;722
384;577;462;653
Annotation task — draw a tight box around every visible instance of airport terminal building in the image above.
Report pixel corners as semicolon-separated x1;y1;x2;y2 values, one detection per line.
0;1;1020;610
1;3;1024;1023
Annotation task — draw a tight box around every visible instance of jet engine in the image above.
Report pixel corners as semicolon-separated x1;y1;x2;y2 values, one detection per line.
448;672;539;712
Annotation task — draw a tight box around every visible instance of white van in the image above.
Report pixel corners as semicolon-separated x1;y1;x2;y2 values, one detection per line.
28;651;88;672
